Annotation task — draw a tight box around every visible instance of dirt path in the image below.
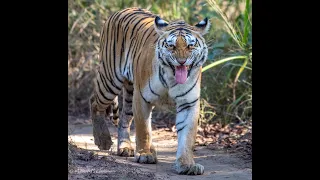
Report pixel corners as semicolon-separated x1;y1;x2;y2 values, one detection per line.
68;123;252;180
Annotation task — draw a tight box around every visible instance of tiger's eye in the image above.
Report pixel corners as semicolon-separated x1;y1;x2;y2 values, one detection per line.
187;45;194;49
168;44;176;50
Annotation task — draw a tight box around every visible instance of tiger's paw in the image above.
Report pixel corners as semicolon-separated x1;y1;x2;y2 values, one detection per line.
134;148;157;164
174;161;204;175
92;115;113;150
95;136;113;150
117;141;134;157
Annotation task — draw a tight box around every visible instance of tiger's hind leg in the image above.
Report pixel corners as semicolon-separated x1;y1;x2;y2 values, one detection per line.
117;81;134;157
90;70;124;150
90;95;113;150
108;96;120;127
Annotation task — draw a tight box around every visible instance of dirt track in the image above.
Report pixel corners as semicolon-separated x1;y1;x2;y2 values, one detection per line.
68;123;252;180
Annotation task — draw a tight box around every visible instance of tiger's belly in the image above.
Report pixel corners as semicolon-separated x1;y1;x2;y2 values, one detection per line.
152;91;175;109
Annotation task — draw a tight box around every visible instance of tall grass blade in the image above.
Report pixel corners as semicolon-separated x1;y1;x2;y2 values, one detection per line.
202;56;247;72
233;57;248;101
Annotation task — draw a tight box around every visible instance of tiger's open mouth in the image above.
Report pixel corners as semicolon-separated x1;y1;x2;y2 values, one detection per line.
175;65;190;84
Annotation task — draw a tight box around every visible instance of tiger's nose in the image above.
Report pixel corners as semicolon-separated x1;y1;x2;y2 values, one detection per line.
177;58;186;64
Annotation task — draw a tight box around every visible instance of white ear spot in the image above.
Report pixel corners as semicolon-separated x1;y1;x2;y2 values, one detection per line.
157;19;166;24
154;16;168;35
155;16;168;28
198;20;206;25
195;17;210;35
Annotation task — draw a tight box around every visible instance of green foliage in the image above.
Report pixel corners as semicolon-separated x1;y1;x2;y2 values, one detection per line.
68;0;252;124
201;0;252;124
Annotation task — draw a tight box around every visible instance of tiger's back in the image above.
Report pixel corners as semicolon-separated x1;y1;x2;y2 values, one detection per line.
98;7;157;93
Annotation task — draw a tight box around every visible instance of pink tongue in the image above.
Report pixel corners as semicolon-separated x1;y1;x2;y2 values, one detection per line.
175;65;188;84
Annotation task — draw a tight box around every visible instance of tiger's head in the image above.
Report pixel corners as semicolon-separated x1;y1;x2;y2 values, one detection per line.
154;16;210;84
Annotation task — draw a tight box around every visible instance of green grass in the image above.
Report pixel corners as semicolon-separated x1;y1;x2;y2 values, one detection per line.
68;0;252;124
200;0;251;124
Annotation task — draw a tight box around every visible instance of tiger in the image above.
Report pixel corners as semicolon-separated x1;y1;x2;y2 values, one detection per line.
90;7;210;175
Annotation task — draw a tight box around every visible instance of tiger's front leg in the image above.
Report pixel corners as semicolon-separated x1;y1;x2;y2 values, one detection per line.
173;99;204;175
132;91;157;164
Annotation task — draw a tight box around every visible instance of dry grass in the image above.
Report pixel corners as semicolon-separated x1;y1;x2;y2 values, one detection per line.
68;0;252;124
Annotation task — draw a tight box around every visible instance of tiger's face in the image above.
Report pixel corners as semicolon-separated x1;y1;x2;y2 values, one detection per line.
154;17;210;84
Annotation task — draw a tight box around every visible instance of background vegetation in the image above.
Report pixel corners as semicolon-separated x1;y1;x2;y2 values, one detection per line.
68;0;252;125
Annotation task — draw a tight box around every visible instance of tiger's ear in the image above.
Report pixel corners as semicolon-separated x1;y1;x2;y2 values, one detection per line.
194;18;211;35
154;16;168;35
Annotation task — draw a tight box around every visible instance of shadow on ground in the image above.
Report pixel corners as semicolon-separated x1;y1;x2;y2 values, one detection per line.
68;122;252;180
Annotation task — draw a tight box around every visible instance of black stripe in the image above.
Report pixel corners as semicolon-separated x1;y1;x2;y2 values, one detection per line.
167;61;175;75
120;39;124;74
112;18;124;84
175;121;184;127
118;19;124;75
107;13;116;84
98;72;109;92
136;20;153;37
177;105;194;113
185;34;192;41
159;66;168;88
124;13;152;36
130;17;149;38
131;36;141;71
96;94;109;106
122;14;144;74
97;80;113;101
139;89;150;104
141;29;154;48
126;88;133;95
162;41;165;47
123;38;135;74
158;52;169;66
103;18;112;82
195;39;199;47
149;79;160;97
153;36;159;44
124;16;141;35
128;63;132;80
117;10;134;76
133;42;143;68
126;71;130;80
174;73;200;99
113;107;119;113
122;12;153;23
188;60;195;77
170;83;178;88
132;26;153;69
177;98;199;109
195;54;205;67
177;124;187;133
124;98;132;103
125;112;133;116
169;30;177;36
99;72;117;96
176;28;191;33
103;19;121;91
129;21;146;69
